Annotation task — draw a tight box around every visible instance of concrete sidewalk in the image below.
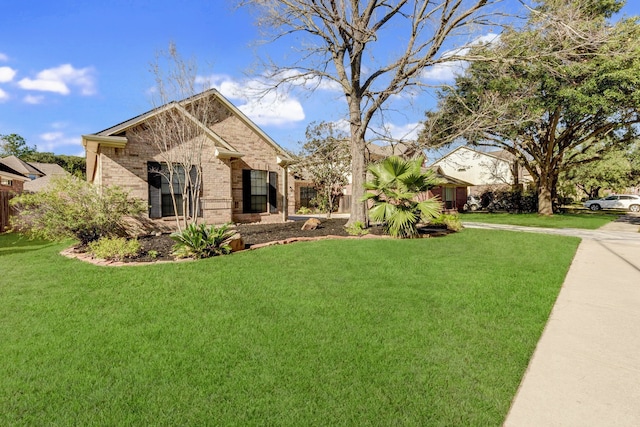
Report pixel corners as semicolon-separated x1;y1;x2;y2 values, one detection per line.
500;216;640;426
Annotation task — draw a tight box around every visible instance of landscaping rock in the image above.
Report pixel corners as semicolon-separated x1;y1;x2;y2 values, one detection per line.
228;233;245;252
301;218;322;230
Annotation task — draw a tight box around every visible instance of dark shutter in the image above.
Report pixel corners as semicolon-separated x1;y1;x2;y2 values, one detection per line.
269;171;278;213
242;169;252;213
147;161;162;218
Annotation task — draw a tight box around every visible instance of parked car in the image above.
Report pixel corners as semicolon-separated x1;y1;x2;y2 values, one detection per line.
464;195;482;211
583;194;640;212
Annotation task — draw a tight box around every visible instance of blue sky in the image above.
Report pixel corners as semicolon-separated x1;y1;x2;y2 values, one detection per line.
1;1;639;158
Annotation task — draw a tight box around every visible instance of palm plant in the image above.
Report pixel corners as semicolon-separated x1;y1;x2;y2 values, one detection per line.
362;156;442;238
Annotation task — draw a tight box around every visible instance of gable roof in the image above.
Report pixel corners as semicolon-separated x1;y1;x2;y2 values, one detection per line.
429;145;513;166
0;155;44;176
0;160;30;182
23;163;69;192
82;89;293;182
426;165;473;187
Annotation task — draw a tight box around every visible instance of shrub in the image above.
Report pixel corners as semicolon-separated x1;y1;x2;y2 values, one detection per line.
363;156;442;238
10;175;145;244
479;189;538;213
88;237;142;261
296;206;314;215
430;213;463;232
171;222;235;259
345;221;369;236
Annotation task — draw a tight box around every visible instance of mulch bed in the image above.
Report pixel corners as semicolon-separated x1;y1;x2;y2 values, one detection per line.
64;218;450;265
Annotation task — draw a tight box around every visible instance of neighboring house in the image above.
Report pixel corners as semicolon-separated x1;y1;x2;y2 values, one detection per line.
293;142;471;213
0;161;29;193
430;146;532;195
427;165;473;212
0;156;69;192
82;89;295;227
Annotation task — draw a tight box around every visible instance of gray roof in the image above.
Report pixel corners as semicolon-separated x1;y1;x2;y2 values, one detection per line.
23;163;69;192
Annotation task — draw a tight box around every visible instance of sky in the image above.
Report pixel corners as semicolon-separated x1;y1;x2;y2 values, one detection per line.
1;0;639;159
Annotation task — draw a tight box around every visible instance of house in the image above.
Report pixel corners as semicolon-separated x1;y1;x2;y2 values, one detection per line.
426;165;473;211
0;160;30;193
293;142;471;213
430;146;532;195
82;89;295;227
0;156;69;193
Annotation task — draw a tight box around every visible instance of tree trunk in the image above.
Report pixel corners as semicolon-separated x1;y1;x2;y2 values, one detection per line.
347;137;368;226
538;177;553;216
346;96;368;227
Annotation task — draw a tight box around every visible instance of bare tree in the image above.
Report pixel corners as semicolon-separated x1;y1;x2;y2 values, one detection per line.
238;0;508;226
136;44;220;231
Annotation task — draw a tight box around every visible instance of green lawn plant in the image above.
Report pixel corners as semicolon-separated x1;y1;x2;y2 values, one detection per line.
9;175;145;244
0;230;579;425
170;222;235;258
363;155;442;238
88;237;142;261
345;220;369;236
461;212;619;229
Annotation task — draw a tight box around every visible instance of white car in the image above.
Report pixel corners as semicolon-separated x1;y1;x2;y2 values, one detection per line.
583;194;640;212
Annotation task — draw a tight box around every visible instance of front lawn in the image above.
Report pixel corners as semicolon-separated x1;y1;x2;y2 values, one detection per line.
460;211;620;229
0;230;579;425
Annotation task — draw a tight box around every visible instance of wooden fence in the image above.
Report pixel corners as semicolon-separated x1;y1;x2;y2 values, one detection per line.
0;191;14;233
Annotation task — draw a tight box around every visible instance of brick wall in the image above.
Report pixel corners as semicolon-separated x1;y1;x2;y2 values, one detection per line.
97;97;290;229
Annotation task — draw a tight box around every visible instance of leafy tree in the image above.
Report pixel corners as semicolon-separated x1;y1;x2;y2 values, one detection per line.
294;121;351;218
10;175;145;244
560;145;634;199
362;156;441;238
239;0;507;227
420;0;640;215
24;152;86;178
0;134;36;158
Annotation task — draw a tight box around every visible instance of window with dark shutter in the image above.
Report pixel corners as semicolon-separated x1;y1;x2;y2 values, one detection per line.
147;162;194;218
147;161;162;219
242;169;278;214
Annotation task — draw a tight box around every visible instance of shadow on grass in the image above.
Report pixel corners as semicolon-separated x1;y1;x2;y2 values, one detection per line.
613;213;640;226
0;233;57;257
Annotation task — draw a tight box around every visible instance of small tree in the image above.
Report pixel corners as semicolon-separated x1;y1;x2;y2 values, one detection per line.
135;43;220;232
363;156;442;238
9;175;145;244
294;122;351;218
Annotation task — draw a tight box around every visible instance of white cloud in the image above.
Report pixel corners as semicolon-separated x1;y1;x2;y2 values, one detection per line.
18;64;96;95
0;87;9;102
0;66;16;83
0;53;8;62
24;94;45;104
422;33;501;82
36;130;82;152
202;74;306;126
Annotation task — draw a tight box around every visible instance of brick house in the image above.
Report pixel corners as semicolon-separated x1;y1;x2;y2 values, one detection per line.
82;89;295;227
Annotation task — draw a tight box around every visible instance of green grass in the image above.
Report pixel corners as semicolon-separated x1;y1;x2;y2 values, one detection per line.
0;231;579;426
460;211;620;229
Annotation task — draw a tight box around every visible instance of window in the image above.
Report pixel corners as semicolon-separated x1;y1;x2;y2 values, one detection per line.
444;187;455;209
243;169;278;214
1;179;13;186
148;162;198;218
300;186;317;208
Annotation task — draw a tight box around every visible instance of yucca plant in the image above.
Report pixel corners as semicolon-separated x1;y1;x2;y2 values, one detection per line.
362;156;442;238
170;222;235;259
